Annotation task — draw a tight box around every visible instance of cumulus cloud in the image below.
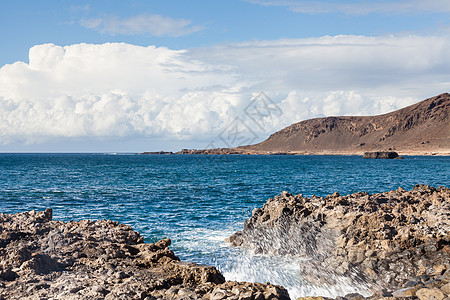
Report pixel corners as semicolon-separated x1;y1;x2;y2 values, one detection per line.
247;0;450;15
0;43;240;145
80;13;204;37
1;35;450;149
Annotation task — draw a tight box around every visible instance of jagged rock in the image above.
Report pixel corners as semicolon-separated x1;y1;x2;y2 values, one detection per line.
0;209;289;299
228;185;450;296
362;151;400;159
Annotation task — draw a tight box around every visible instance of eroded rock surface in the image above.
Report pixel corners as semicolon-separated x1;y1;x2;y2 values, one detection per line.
228;185;450;296
0;209;289;300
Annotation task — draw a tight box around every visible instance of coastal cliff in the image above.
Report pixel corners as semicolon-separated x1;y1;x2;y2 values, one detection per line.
228;185;450;298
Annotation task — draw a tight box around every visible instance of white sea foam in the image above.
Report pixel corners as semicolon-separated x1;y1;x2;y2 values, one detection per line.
175;227;372;299
221;250;373;299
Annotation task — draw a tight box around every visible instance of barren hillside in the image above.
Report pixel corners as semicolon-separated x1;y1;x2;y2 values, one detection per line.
242;93;450;155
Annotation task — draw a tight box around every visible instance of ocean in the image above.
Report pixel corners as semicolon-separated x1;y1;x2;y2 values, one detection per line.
0;153;448;297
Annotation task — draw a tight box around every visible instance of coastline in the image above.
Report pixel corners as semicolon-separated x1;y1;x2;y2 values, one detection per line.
1;185;449;299
141;149;450;156
0;209;289;300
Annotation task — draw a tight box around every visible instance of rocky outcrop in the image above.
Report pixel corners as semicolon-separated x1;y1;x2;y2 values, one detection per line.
362;151;401;159
0;209;289;300
228;185;450;296
140;151;174;155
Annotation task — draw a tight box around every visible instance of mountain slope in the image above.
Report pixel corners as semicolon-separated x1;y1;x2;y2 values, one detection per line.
242;93;450;155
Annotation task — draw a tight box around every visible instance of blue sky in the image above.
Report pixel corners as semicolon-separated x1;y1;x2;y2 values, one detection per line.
1;0;450;152
3;0;450;66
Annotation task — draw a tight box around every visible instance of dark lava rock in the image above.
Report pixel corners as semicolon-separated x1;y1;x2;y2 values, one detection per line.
362;151;401;159
0;208;289;300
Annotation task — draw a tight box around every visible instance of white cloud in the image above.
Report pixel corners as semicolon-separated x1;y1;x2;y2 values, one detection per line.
193;35;450;95
80;13;204;37
247;0;450;15
0;35;449;149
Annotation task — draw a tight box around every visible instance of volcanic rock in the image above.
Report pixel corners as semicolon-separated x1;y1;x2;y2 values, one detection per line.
228;185;450;296
0;208;289;300
362;151;400;159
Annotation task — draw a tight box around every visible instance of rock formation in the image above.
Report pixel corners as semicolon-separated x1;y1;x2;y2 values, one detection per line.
243;93;450;155
0;209;289;300
228;185;450;298
362;151;401;159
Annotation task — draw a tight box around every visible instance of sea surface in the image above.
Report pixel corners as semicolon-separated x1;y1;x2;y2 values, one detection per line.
0;154;448;297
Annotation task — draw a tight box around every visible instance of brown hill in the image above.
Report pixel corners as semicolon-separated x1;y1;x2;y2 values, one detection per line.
241;93;450;155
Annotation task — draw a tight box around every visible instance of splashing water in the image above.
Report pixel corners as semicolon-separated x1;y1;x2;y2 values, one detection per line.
219;240;374;298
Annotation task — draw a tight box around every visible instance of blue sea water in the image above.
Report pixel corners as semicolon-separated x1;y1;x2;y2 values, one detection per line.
0;154;449;297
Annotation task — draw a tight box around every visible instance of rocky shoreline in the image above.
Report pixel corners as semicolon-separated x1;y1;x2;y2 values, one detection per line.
1;185;449;299
228;185;450;299
139;148;296;155
0;209;288;299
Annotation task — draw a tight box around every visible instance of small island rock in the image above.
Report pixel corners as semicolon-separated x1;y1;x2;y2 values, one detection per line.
363;151;401;159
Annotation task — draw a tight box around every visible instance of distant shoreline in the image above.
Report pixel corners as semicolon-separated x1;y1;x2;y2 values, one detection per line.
138;93;450;158
140;149;450;156
0;151;448;156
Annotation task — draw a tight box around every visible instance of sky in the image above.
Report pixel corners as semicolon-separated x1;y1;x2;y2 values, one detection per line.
1;0;450;152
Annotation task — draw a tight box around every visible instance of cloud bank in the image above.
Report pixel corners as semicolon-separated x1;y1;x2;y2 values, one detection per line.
1;35;449;149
